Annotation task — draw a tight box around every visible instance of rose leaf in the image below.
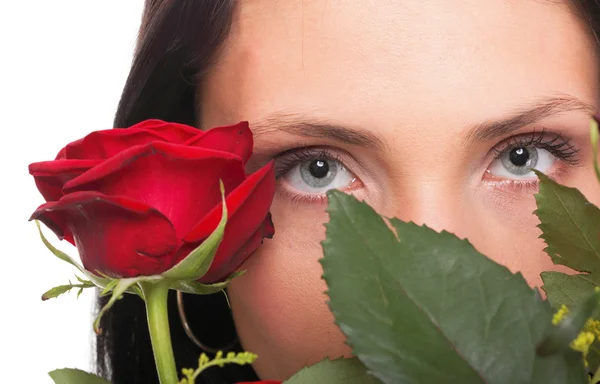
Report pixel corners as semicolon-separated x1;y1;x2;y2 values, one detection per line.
321;190;587;384
534;172;600;307
283;357;381;384
49;368;110;384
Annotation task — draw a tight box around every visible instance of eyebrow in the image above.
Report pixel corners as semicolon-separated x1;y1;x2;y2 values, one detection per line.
463;95;596;145
250;95;595;150
251;112;385;150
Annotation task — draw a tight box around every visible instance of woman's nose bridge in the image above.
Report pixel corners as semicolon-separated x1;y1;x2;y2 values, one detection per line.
385;178;472;237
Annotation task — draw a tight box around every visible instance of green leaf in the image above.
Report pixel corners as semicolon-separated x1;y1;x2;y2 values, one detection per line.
541;271;598;308
538;289;600;356
49;368;109;384
284;358;381;384
162;180;227;281
42;278;95;301
534;172;600;304
42;285;73;301
321;190;587;384
591;117;600;181
531;350;589;384
587;341;600;375
592;359;600;384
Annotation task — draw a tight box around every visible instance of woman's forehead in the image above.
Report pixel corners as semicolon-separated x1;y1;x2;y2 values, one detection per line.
200;0;598;133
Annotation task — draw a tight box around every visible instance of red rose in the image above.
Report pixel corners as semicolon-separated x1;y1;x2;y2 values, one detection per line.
29;119;275;283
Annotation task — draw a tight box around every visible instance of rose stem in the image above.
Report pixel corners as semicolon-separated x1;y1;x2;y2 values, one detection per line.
140;281;179;384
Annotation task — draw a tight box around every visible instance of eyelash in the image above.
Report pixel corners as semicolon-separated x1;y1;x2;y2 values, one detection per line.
274;147;349;204
274;147;344;179
272;130;581;202
491;129;580;165
482;130;580;193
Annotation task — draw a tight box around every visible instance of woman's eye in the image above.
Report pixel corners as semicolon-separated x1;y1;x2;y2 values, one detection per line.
282;157;356;194
487;145;556;179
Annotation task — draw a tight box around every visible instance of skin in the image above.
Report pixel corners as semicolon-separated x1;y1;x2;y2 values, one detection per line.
198;0;600;380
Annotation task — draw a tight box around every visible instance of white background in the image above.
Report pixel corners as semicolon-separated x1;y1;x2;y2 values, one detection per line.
0;1;145;382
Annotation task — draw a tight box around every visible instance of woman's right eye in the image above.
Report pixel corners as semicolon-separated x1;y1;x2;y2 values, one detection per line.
284;157;356;194
276;149;360;196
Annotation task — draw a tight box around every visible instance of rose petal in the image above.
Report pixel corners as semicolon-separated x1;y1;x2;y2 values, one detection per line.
64;142;246;240
31;207;76;245
179;162;276;282
29;159;101;202
30;191;178;278
126;119;202;138
185;121;253;164
199;214;274;283
57;120;201;160
58;130;172;160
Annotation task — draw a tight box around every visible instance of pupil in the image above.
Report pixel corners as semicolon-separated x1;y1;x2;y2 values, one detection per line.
509;147;530;167
309;159;329;178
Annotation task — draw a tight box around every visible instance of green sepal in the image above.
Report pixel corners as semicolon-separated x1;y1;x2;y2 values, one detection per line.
93;275;161;334
35;221;110;289
49;368;110;384
100;278;119;297
537;289;600;356
283;357;381;384
591;117;600;182
130;283;144;299
162;180;228;281
170;271;244;295
95;270;144;298
42;277;95;301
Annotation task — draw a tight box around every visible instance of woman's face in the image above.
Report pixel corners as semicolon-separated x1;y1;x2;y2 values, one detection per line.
199;0;600;380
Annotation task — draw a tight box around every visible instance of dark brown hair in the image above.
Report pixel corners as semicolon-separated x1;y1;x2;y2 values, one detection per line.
95;2;255;384
97;1;600;383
